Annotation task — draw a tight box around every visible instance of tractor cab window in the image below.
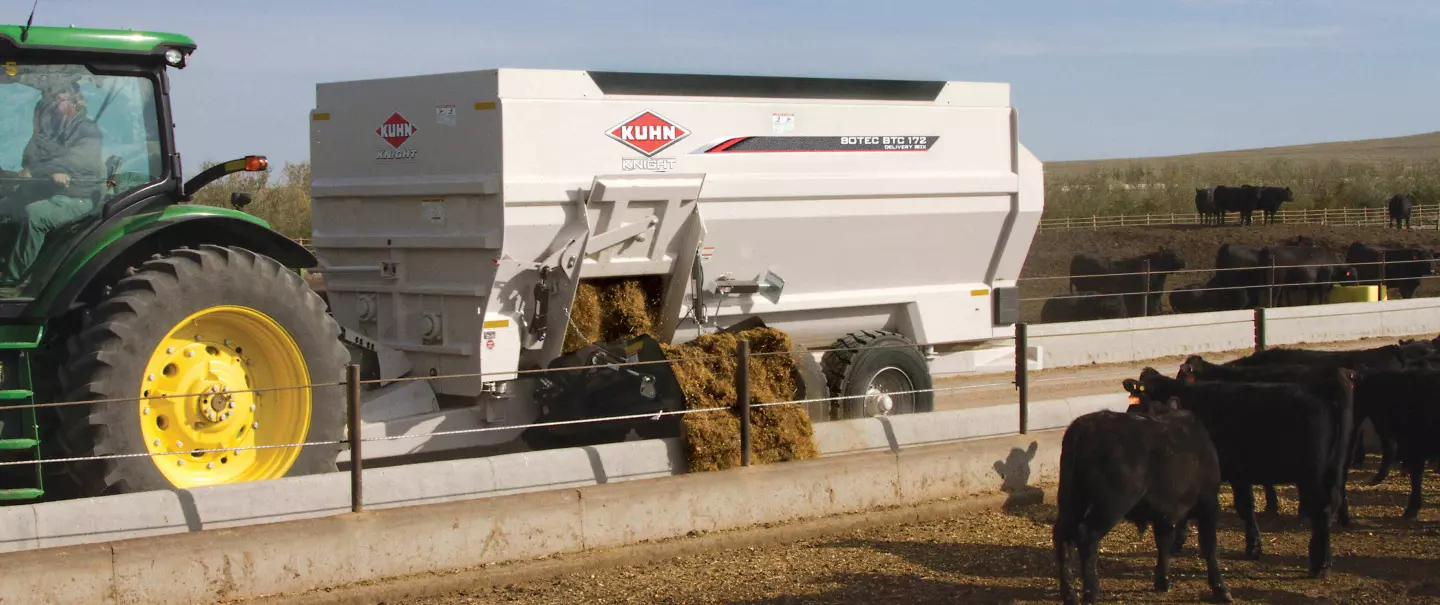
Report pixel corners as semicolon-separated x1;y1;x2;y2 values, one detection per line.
0;63;163;296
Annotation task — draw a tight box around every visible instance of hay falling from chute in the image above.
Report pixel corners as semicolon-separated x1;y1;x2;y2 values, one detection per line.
561;277;819;472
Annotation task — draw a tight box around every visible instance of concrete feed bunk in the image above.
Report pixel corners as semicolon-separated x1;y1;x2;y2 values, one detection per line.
307;69;1044;459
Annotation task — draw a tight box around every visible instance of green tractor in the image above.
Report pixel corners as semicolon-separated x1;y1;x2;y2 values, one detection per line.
0;25;347;501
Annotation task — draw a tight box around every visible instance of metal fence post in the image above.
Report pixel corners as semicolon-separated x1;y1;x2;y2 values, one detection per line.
1254;307;1267;353
1016;323;1029;435
346;364;363;513
736;338;751;467
1141;259;1152;318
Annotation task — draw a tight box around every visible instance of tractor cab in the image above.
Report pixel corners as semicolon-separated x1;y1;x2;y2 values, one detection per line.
0;60;167;297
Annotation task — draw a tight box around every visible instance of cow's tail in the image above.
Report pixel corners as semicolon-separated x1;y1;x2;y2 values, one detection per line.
1054;424;1088;544
1323;372;1356;515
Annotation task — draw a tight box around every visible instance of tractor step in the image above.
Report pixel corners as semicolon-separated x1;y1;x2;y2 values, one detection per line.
0;488;44;501
0;324;45;501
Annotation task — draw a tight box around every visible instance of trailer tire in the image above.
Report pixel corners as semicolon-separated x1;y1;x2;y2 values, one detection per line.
51;245;348;497
821;330;933;419
789;344;832;422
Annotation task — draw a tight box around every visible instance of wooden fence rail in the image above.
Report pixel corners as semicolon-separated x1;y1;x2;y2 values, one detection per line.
1040;204;1440;232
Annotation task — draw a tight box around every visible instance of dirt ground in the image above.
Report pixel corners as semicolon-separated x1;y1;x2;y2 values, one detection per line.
395;458;1439;605
1018;223;1440;323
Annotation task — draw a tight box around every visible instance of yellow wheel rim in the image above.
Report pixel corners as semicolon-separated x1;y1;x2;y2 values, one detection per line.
138;306;311;488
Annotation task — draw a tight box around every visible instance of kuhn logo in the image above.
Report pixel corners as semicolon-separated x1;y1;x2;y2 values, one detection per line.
376;113;418;148
607;111;690;157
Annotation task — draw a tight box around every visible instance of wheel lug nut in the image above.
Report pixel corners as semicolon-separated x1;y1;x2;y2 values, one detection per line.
143;407;150;415
166;347;174;354
252;422;259;429
229;401;235;408
185;351;194;358
177;460;185;466
153;439;161;446
175;440;183;448
249;405;256;411
207;462;215;469
224;339;232;346
147;374;155;381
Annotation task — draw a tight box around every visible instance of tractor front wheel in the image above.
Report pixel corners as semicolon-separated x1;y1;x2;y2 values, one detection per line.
53;245;348;496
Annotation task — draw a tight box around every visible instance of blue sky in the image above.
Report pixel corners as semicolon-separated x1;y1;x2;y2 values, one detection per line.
11;0;1439;171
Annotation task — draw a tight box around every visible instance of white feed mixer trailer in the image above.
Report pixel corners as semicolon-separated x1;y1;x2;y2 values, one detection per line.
307;69;1044;462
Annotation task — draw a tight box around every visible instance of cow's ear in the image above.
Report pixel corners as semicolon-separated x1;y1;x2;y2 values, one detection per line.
1123;378;1140;394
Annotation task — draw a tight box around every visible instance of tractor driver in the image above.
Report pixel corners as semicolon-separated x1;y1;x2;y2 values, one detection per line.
1;84;103;284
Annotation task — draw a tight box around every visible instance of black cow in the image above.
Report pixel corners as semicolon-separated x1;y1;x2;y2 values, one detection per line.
1176;356;1336;517
1040;292;1128;323
1225;342;1427;372
1351;369;1440;519
1257;186;1293;225
1345;242;1436;299
1260;246;1357;306
1389;194;1413;230
1068;248;1186;317
1223;342;1433;480
1195;188;1218;225
1053;407;1232;605
1214;185;1261;226
1123;367;1355;578
1168;280;1246;314
1213;244;1270;308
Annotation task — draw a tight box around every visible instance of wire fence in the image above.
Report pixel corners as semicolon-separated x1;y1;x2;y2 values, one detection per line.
1015;250;1440;321
1039;204;1440;232
2;288;1432;514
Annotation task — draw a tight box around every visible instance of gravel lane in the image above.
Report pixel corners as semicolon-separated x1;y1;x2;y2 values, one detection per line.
403;463;1440;605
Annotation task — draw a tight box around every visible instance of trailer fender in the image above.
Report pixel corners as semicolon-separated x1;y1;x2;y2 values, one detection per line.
33;213;316;318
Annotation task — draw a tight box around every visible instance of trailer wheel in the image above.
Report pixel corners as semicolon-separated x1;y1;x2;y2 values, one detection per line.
821;330;933;419
789;344;832;422
52;245;348;497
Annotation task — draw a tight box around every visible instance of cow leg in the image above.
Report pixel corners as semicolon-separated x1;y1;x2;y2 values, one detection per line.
1171;517;1190;554
1263;484;1280;515
1300;484;1334;578
1151;521;1175;593
1233;483;1263;559
1079;533;1102;605
1054;524;1077;605
1404;456;1425;520
1196;493;1234;603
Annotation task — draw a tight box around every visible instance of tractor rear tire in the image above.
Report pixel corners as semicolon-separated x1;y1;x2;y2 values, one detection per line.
821;330;934;420
52;245;348;497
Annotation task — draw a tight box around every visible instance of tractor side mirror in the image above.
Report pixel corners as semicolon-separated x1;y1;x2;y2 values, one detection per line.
231;192;253;210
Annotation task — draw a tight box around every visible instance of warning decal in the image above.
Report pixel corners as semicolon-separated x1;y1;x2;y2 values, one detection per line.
695;135;939;154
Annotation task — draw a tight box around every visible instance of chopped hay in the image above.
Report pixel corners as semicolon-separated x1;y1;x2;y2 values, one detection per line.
663;328;819;473
562;277;663;353
561;278;819;473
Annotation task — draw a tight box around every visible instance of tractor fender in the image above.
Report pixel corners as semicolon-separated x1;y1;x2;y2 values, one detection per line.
32;214;316;318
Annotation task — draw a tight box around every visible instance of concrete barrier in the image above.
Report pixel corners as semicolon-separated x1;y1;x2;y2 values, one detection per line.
0;428;1068;605
1028;297;1440;368
0;391;1128;559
